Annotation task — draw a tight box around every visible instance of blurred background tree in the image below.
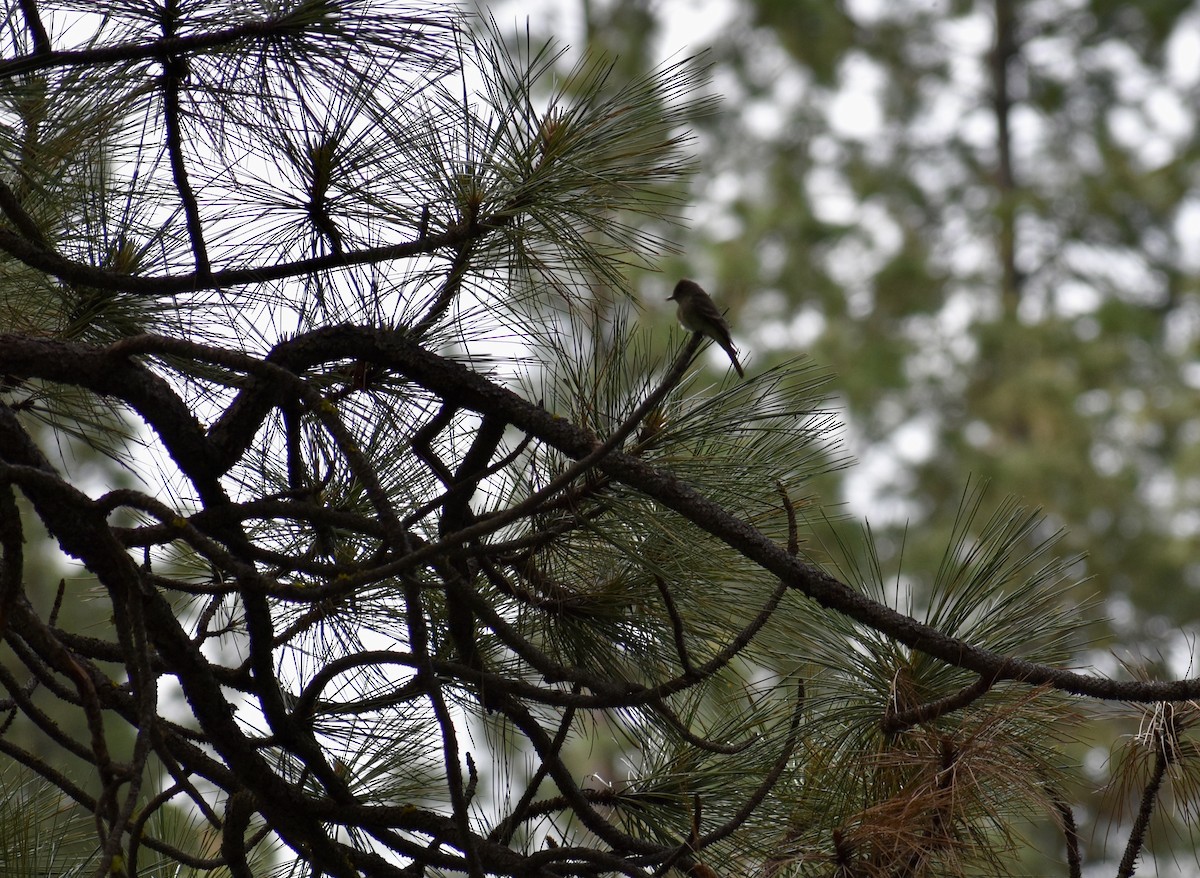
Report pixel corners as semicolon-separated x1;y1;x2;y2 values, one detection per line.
496;0;1200;667
488;0;1200;869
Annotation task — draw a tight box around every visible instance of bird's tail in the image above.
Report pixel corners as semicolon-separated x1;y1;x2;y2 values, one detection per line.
723;343;745;378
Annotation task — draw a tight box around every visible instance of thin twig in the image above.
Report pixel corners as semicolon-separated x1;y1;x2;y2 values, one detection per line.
158;1;209;277
881;674;996;734
1117;749;1167;878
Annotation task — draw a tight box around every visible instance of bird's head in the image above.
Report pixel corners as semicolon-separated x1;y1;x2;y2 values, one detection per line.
668;279;702;302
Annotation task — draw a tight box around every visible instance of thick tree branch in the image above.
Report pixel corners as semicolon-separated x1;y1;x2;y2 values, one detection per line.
189;325;1200;704
5;327;1197;702
0;204;519;298
0;11;448;80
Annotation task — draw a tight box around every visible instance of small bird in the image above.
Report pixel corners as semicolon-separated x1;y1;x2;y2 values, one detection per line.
667;279;744;377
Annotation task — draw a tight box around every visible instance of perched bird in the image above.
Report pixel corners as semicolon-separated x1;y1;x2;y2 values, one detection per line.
667;279;744;377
